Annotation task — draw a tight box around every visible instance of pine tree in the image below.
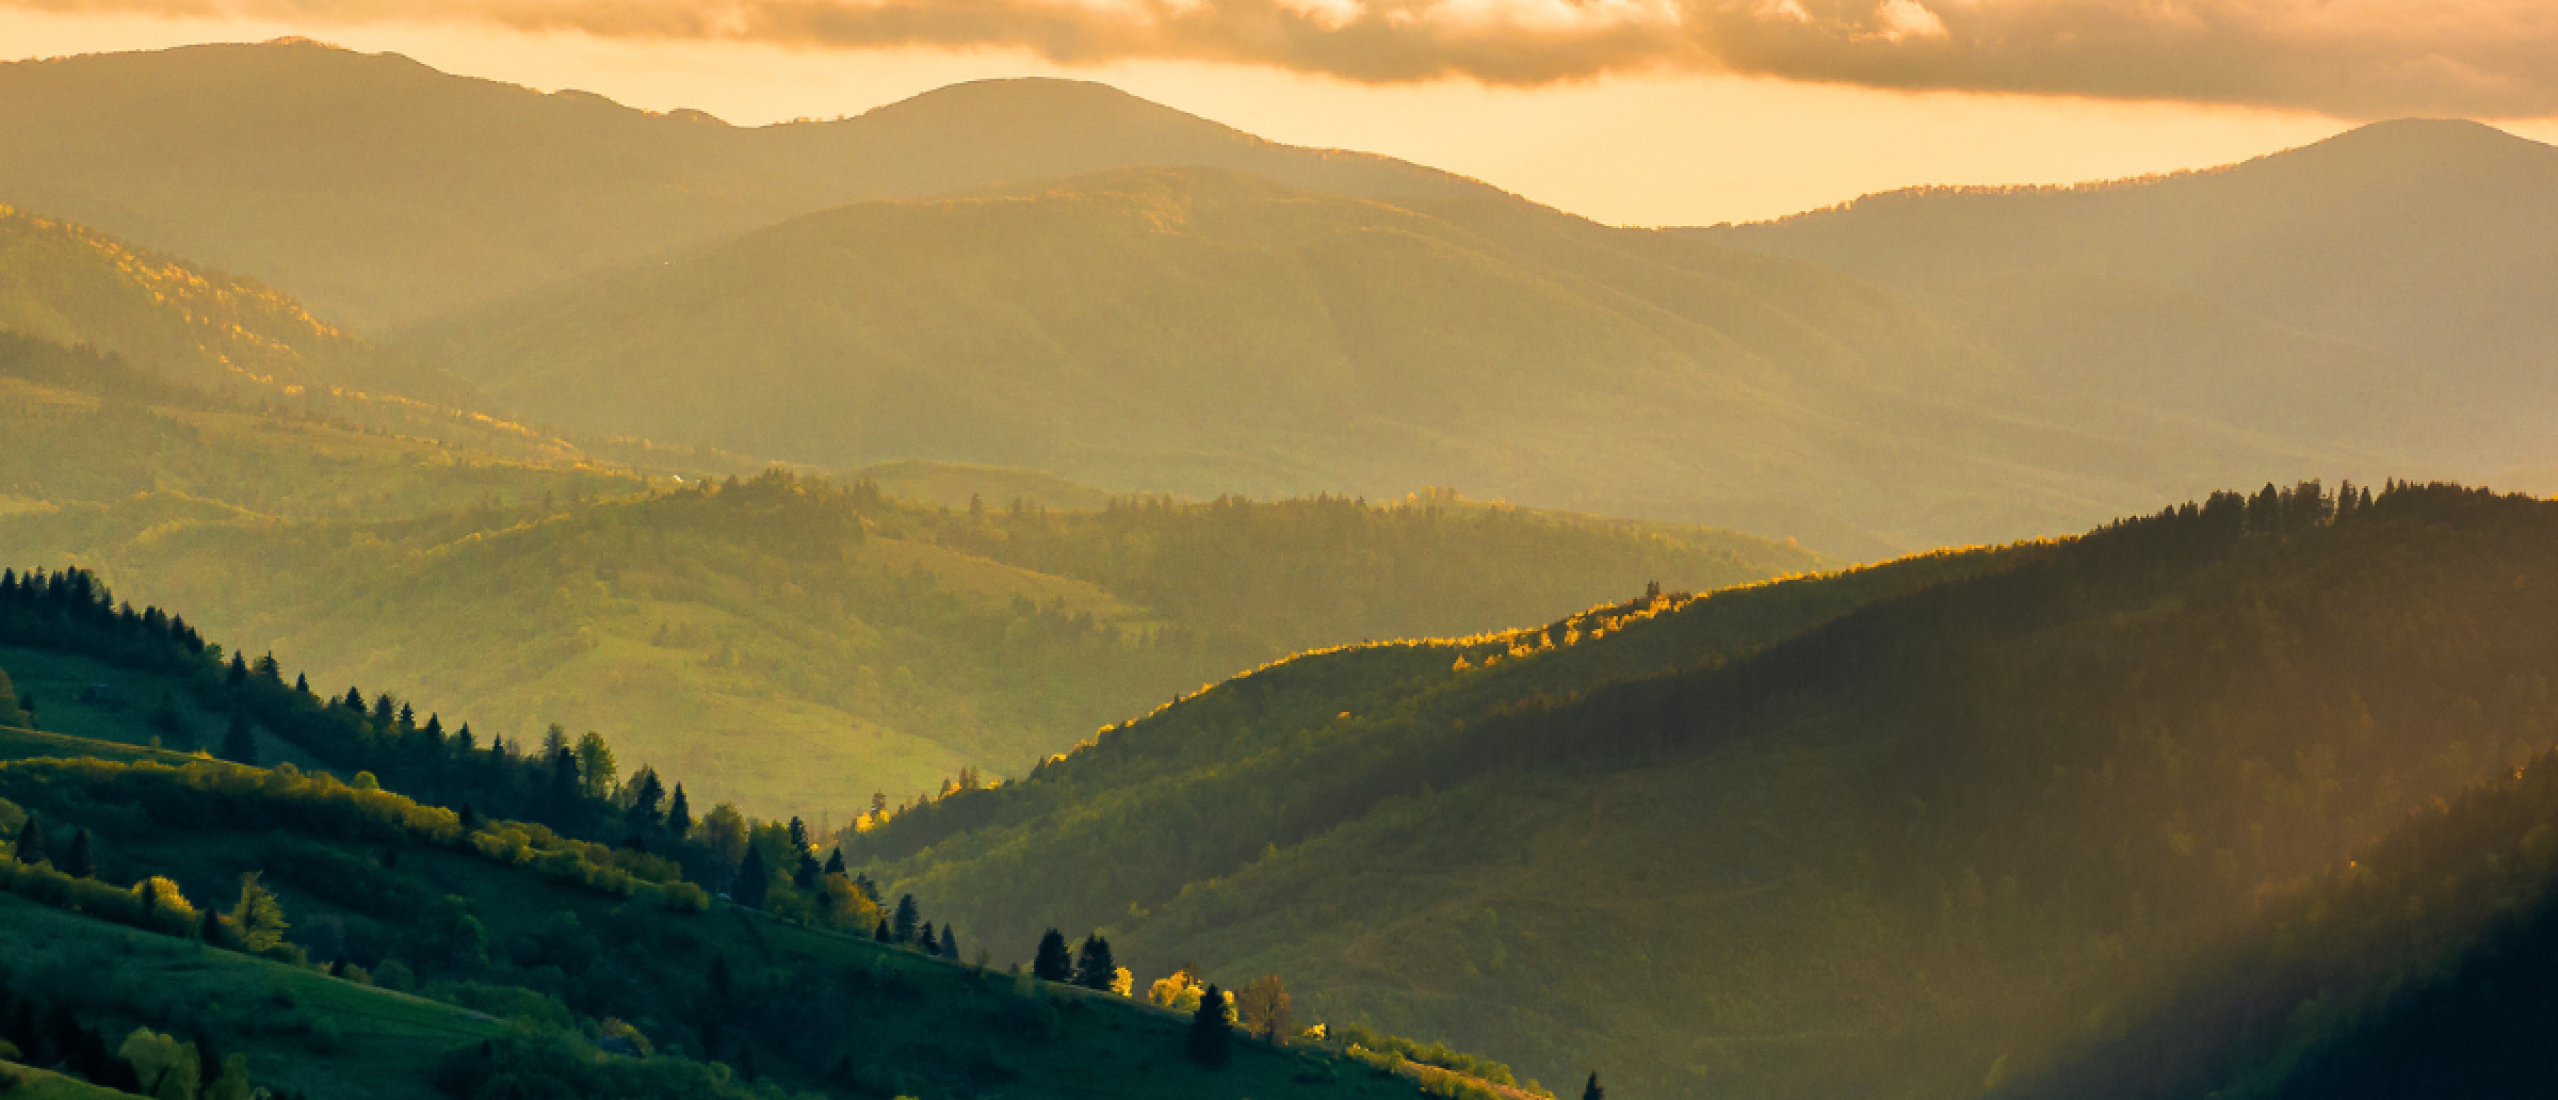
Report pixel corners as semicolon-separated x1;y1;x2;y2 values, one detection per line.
1075;934;1118;991
1033;929;1074;982
13;814;44;865
733;846;770;910
894;894;921;943
940;926;961;961
874;919;893;943
63;829;95;879
667;786;693;839
794;851;820;890
823;848;845;875
342;687;366;713
224;652;248;688
1583;1071;1604;1100
919;923;939;954
788;816;810;853
219;712;257;766
1186;984;1232;1067
628;768;666;828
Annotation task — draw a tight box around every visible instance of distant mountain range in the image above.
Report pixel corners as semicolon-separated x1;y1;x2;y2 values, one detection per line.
0;40;1484;332
13;42;2552;554
1700;119;2558;485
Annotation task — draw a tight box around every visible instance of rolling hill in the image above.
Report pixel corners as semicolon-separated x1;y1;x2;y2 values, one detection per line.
0;203;477;408
1699;119;2558;485
405;165;2355;555
0;333;1822;818
0;627;1510;1100
0;39;1490;331
845;480;2558;1098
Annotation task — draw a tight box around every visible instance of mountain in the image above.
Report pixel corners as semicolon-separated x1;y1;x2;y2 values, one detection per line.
0;203;477;407
0;339;1821;817
2004;736;2558;1100
407;165;2350;555
0;581;1517;1100
1699;119;2558;483
0;40;1490;331
845;480;2558;1098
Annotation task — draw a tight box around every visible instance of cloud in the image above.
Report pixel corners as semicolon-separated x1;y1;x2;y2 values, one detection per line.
17;0;2558;116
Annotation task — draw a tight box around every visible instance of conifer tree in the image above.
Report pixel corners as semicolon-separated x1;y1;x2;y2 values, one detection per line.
1033;929;1074;981
733;846;770;910
823;848;845;875
894;894;921;943
1186;984;1232;1067
13;814;44;865
875;919;893;943
627;768;666;828
342;687;366;713
1075;934;1118;991
919;923;938;954
225;652;248;688
220;711;258;766
940;926;961;961
794;851;820;890
788;816;811;853
667;785;693;839
1583;1071;1604;1100
63;829;95;879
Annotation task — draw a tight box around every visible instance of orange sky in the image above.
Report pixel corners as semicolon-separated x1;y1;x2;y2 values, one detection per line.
5;7;2553;226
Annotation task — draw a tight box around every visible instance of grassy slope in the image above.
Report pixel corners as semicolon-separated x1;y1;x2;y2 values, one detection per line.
0;727;1482;1100
855;485;2558;1098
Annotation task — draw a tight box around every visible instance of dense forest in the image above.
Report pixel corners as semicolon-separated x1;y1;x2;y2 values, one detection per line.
852;480;2558;1097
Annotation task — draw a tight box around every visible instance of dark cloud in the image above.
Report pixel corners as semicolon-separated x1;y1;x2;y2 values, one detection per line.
19;0;2558;116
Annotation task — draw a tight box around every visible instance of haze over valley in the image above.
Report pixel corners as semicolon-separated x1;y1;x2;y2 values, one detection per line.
2;23;2557;1100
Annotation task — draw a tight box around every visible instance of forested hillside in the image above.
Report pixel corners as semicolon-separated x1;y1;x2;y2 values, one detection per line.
0;328;1819;817
0;204;476;407
852;481;2558;1098
0;40;1487;330
0;582;1522;1099
5;468;1816;821
1702;120;2558;487
2007;735;2558;1100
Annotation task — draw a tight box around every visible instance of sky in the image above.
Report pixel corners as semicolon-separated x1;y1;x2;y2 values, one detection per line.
4;2;2554;227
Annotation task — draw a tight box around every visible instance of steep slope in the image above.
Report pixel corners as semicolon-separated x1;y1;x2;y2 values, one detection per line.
0;40;1489;331
2003;739;2558;1100
851;481;2558;1098
409;166;2337;554
1701;120;2558;479
0;204;477;407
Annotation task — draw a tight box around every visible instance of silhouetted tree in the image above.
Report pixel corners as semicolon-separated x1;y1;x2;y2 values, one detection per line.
733;846;770;910
1075;934;1118;991
1583;1071;1605;1100
1187;984;1232;1067
894;894;920;943
13;814;44;865
62;829;95;879
1033;929;1074;981
940;926;961;961
919;923;939;954
666;785;693;839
